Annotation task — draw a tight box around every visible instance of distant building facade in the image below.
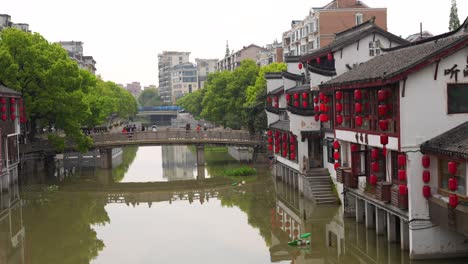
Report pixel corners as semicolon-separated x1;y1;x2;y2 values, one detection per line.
0;14;30;32
143;85;157;91
172;63;198;102
195;58;218;88
282;0;387;57
217;44;268;71
257;40;284;67
57;41;97;74
158;51;191;103
126;82;142;98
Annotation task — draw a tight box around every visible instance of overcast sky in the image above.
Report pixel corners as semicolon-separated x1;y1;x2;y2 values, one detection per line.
3;0;468;87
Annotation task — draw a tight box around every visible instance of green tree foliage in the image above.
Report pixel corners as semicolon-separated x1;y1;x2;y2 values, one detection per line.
137;87;163;107
0;28;136;151
449;0;461;31
176;88;204;118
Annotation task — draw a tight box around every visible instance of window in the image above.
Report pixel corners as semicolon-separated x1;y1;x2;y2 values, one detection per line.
327;138;334;163
447;83;468;114
439;159;466;195
369;40;381;57
355;13;363;25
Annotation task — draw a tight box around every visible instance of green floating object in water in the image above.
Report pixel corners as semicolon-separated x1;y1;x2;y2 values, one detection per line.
287;239;310;246
300;232;311;239
231;182;238;186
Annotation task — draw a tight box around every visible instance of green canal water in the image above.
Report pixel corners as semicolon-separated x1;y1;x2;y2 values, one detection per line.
7;146;468;263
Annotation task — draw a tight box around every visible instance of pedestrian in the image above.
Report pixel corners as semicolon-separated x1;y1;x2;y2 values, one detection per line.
196;124;201;132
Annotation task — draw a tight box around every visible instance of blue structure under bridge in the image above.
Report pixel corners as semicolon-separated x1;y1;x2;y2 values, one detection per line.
136;106;185;126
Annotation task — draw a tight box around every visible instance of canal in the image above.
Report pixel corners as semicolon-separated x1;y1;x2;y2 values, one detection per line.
4;146;468;263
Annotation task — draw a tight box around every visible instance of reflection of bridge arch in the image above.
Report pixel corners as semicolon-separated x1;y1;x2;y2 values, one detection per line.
107;190;219;206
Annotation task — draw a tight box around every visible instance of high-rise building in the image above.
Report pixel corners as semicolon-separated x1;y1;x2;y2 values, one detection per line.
195;58;218;88
172;63;198;102
158;51;190;103
217;44;267;71
126;82;142;98
0;14;30;32
57;41;97;74
282;0;386;57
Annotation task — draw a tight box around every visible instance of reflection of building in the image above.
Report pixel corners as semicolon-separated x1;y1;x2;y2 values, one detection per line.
0;179;25;264
161;145;197;180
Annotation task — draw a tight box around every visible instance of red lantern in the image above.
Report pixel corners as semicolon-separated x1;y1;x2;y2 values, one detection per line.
355;116;362;126
351;144;359;152
267;130;273;137
379;119;388;131
268;144;273;151
314;105;319;113
289;136;296;143
422;155;430;168
334;162;340;170
319;92;325;101
314;114;319;121
335;103;343;112
378;104;388;116
335;91;343;101
290;145;296;152
369;174;378;185
275;131;280;138
319;103;325;112
275;146;280;153
298;63;303;70
448;161;457;175
371;161;379;172
423;171;430;183
336;115;343;125
398;154;406;167
302;92;308;99
0;106;5;113
449;177;458;191
274;102;279;108
371;148;379;159
319;114;329;122
398;170;406;181
316;57;321;64
380;134;388;145
282;134;287;141
354;90;362;100
10;106;15;113
1;114;5;121
267;97;272;103
399;184;408;195
285;94;291;101
355;102;362;113
268;137;273;143
0;98;5;104
290;153;296;160
9;98;15;104
10;114;15;120
422;185;431;199
302;101;308;107
334;152;340;160
294;101;299;107
449;194;458;208
333;141;340;149
313;96;319;104
327;53;333;61
282;151;287;157
378;89;387;101
293;93;299;100
323;96;329;104
274;96;279;102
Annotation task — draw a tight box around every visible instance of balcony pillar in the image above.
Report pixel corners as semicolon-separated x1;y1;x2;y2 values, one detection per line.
387;212;397;242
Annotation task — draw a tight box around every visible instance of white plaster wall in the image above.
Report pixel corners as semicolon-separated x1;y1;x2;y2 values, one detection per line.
334;34;395;76
283;78;296;90
335;130;399;151
309;72;334;88
276;155;300;172
323;132;337;180
287;62;302;75
410;225;468;259
267;112;279;126
289;113;320;173
266;78;283;93
400;47;468;149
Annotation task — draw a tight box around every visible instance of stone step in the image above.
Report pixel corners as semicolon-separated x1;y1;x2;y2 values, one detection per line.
316;199;338;204
306;176;332;180
310;187;332;191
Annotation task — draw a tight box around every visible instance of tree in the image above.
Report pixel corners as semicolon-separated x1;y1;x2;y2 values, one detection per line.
449;0;461;31
138;87;163;107
177;89;204;118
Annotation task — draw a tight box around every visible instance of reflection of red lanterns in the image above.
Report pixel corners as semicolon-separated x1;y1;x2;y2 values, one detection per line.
399;184;408;195
378;104;388;116
423;185;431;199
371;148;379;159
422;155;430;168
398;154;406;167
333;152;340;160
333;141;340;149
449;194;458;208
379;119;388;131
398;170;406;181
369;174;377;185
371;161;379;172
335;91;342;101
355;116;363;126
354;89;362;100
335;103;342;112
336;115;343;125
423;171;430;183
448;161;457;175
378;89;387;101
449;177;458;191
355;102;362;113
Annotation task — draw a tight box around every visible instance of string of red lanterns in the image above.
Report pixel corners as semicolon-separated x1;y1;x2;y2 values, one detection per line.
447;161;459;208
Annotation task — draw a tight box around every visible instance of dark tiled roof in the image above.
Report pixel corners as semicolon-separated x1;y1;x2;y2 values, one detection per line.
421;122;468;160
265;72;283;79
301;20;408;61
284;56;300;63
269;120;290;132
0;85;21;96
282;71;304;81
268;86;284;95
321;34;468;88
286;84;310;93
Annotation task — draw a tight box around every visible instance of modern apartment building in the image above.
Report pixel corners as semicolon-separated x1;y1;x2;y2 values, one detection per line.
0;14;30;32
171;62;198;102
217;44;267;71
158;51;190;103
126;82;142;98
282;0;386;57
57;41;97;74
195;58;218;88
